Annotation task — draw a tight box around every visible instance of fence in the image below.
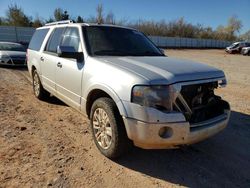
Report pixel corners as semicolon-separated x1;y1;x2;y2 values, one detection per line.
0;26;35;43
149;36;231;48
0;26;231;48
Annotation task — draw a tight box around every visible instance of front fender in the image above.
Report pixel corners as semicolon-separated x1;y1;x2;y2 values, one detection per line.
81;83;128;117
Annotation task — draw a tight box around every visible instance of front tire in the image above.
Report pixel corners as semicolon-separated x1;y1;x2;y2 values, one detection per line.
32;69;49;100
90;97;131;159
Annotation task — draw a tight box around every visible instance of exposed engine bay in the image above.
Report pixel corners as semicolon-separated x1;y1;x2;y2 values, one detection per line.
174;82;230;124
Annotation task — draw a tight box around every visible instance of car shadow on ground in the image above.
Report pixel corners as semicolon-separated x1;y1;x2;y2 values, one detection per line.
45;96;68;106
115;111;250;188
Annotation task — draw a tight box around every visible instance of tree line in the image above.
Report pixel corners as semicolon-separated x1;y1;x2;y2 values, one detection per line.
0;4;249;41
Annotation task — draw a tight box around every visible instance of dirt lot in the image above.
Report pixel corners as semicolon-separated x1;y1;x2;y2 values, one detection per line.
0;50;250;188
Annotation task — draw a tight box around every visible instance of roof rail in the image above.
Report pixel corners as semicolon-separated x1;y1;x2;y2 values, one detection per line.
45;20;74;26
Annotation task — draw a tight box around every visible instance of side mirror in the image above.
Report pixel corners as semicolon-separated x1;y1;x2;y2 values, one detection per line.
57;46;83;61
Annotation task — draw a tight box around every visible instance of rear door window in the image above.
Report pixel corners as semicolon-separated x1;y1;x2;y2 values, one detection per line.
29;28;49;51
46;27;65;53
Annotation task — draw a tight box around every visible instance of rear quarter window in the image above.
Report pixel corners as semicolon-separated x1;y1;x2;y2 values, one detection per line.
28;28;49;51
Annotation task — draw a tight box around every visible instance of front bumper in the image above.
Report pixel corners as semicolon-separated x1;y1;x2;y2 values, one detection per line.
123;110;230;149
241;50;249;55
0;58;26;66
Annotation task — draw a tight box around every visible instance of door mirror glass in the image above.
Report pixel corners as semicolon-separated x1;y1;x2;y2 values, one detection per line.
57;45;83;61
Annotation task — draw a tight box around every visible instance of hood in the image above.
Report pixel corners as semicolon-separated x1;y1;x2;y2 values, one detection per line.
97;56;225;85
0;51;26;57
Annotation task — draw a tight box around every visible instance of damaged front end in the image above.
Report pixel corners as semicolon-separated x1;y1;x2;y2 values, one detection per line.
123;78;230;149
174;79;230;128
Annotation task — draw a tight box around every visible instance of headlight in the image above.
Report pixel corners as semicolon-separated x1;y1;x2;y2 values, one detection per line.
218;79;227;88
0;54;10;63
131;85;177;112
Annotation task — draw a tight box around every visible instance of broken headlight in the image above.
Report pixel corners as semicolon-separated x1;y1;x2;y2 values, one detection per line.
131;85;177;112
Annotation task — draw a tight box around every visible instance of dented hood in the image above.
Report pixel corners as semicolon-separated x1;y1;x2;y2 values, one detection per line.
98;56;225;85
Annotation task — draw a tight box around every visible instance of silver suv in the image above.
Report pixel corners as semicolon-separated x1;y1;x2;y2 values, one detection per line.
27;20;230;158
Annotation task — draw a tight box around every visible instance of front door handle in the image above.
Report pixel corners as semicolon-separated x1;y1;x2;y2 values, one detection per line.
40;57;44;61
57;62;62;68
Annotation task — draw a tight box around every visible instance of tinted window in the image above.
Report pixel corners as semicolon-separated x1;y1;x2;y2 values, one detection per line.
46;27;65;53
61;27;81;52
29;28;49;51
83;26;162;56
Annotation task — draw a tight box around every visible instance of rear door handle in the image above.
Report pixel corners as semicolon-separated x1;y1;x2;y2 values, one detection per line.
40;57;44;61
57;62;62;68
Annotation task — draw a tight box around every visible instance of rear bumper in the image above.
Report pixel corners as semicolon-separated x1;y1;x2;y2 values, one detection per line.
123;110;230;149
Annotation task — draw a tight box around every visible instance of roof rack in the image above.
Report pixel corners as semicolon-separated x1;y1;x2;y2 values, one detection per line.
45;20;74;26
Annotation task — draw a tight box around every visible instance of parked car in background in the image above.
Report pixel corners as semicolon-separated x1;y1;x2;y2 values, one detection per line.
0;42;26;66
225;42;250;54
241;46;250;56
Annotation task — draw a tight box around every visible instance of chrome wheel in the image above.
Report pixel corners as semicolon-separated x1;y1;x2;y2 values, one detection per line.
33;72;40;97
92;108;112;149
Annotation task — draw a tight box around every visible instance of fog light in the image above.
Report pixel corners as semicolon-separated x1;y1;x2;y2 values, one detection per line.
159;127;173;138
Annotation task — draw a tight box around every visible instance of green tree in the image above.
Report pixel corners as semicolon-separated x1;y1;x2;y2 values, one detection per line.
62;11;69;20
32;16;44;27
240;30;250;41
45;17;55;23
214;16;242;41
54;8;69;21
54;8;63;21
5;4;31;26
76;16;84;23
0;17;4;25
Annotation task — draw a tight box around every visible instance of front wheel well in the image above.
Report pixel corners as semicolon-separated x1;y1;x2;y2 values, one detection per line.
86;89;112;118
31;65;36;75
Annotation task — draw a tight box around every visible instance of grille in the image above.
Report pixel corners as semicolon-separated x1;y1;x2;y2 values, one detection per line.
174;82;227;124
11;57;26;65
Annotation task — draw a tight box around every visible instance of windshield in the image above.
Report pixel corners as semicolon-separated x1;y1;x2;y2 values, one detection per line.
83;26;163;56
229;43;239;48
0;43;26;52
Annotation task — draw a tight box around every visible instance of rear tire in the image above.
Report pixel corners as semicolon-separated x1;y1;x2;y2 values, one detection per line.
32;69;49;100
90;97;132;159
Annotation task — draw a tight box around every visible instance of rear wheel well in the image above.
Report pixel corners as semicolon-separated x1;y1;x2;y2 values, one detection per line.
86;89;112;118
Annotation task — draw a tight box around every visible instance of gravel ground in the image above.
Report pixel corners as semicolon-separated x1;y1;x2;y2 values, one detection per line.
0;50;250;188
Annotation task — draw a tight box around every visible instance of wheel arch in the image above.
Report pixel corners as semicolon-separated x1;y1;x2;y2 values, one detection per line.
31;65;36;75
84;85;127;118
